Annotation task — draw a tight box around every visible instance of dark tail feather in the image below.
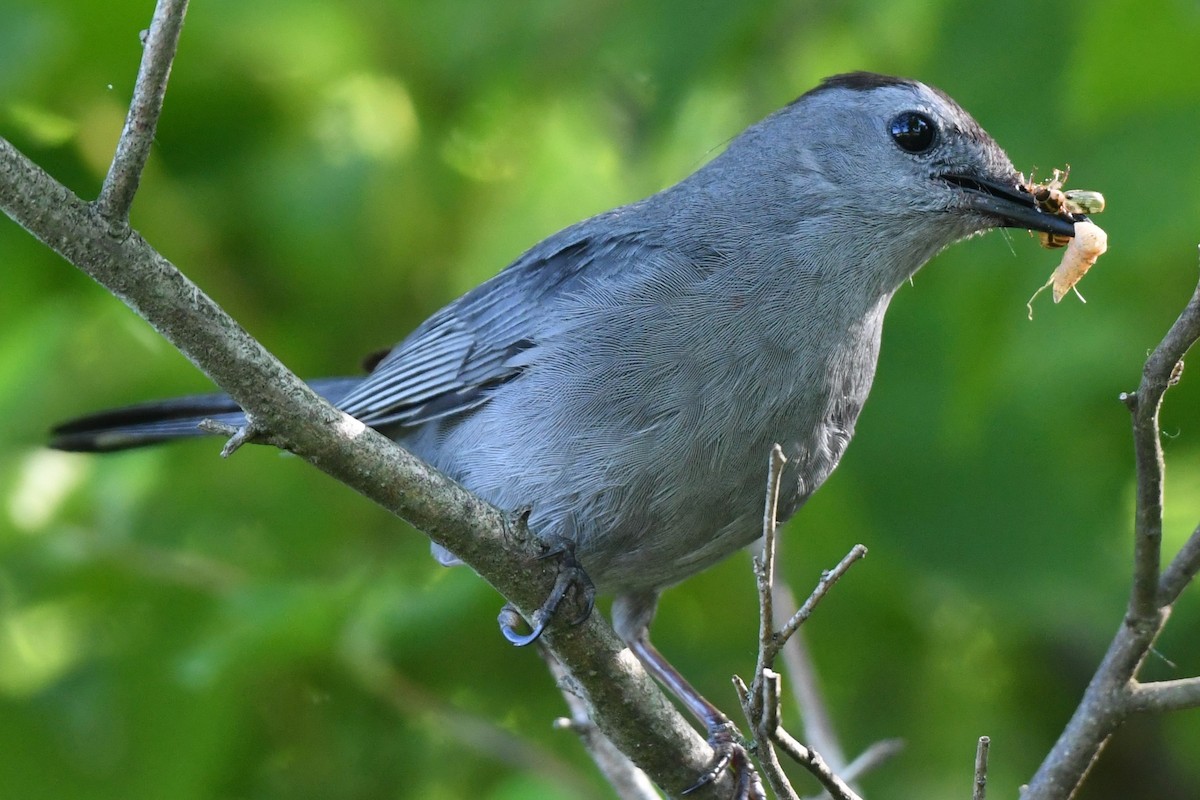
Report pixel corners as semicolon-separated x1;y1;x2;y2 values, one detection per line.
49;377;364;453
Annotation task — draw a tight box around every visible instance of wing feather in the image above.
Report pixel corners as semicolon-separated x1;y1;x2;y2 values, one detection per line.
338;220;650;428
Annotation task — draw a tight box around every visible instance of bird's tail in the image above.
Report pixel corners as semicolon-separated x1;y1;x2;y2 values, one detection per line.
49;377;364;453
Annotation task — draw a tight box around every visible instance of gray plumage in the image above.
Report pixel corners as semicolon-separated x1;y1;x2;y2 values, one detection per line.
52;72;1076;646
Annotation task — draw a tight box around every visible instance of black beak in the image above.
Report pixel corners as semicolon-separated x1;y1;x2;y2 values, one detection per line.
943;174;1078;238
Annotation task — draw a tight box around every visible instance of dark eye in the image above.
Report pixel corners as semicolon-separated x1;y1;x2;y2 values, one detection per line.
889;112;936;153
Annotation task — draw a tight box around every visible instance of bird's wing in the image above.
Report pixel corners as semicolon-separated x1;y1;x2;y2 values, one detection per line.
338;218;650;428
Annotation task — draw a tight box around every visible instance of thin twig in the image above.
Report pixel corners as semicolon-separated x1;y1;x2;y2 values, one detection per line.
1024;261;1200;799
754;444;790;680
1126;677;1200;714
739;445;803;799
972;736;990;800
736;671;801;800
1125;260;1200;620
96;0;190;221
776;546;867;646
1159;524;1200;607
770;727;863;800
774;585;847;771
739;446;873;799
839;739;905;786
196;417;274;457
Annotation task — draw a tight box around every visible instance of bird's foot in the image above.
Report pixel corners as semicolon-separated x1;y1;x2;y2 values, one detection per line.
498;538;595;646
683;720;765;800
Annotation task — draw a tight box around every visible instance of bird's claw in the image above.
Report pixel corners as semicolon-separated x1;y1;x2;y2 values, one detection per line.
497;538;595;646
682;720;765;800
497;604;542;646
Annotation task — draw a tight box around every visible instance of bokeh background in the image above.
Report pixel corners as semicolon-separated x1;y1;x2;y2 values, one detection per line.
3;1;1200;798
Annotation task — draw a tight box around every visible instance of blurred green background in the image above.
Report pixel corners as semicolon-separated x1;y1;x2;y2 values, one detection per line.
3;0;1200;798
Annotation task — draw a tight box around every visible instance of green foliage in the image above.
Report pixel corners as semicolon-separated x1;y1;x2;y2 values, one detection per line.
3;0;1200;797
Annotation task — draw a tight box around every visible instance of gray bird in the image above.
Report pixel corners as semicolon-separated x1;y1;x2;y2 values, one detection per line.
52;72;1079;796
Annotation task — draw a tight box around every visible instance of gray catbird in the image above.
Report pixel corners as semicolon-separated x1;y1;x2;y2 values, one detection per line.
52;72;1080;794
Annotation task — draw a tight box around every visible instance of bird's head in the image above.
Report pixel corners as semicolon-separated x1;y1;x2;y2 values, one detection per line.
716;72;1077;272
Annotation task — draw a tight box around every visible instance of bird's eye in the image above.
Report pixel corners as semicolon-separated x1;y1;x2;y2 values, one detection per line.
889;112;937;153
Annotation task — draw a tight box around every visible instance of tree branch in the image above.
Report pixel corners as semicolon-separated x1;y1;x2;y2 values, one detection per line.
1023;260;1200;799
773;588;847;771
544;651;661;800
734;446;870;800
1;131;721;796
1159;523;1200;607
775;546;866;650
0;2;728;794
972;736;990;800
769;723;862;800
1126;677;1200;715
96;0;189;222
1122;262;1200;619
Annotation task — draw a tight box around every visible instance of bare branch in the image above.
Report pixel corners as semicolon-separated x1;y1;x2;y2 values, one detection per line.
544;654;661;800
770;726;862;800
1125;262;1200;619
973;736;990;800
773;585;847;771
1;132;725;797
1024;258;1200;799
735;671;801;800
736;446;875;800
776;545;867;646
1;94;727;800
839;739;905;786
1;12;725;781
751;444;790;701
1159;523;1200;607
96;0;190;221
1126;677;1200;714
738;449;802;800
1123;377;1165;622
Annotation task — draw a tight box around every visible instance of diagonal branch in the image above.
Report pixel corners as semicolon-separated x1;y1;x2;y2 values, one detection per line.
775;546;866;648
0;129;723;799
543;651;661;800
1159;524;1200;607
1123;267;1200;619
736;446;869;800
773;586;847;771
0;1;727;792
1126;677;1200;715
1023;262;1200;800
96;0;189;221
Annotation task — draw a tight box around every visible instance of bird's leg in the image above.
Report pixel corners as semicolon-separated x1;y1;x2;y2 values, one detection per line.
628;634;765;799
498;537;596;646
613;592;764;798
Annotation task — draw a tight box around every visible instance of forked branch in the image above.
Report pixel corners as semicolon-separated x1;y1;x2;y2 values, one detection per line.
1024;256;1200;799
